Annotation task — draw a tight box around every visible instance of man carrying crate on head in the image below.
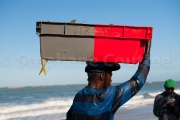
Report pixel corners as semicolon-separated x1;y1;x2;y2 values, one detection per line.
66;41;151;120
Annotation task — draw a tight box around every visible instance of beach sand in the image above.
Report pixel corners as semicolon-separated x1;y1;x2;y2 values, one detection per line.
115;104;157;120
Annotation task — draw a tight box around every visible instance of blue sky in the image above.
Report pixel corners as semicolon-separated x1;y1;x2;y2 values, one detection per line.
0;0;180;87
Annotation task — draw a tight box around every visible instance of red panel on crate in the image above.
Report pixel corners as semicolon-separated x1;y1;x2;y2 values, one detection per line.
93;25;152;64
93;38;146;64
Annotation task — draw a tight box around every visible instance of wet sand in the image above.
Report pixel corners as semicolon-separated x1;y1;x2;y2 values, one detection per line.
115;104;157;120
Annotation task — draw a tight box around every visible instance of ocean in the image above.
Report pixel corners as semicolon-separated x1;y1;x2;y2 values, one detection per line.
0;81;180;120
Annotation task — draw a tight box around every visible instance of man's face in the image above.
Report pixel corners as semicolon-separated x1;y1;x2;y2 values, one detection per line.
165;87;174;95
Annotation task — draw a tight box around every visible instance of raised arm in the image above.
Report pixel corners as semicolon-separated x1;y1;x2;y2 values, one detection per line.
111;40;151;113
127;40;151;96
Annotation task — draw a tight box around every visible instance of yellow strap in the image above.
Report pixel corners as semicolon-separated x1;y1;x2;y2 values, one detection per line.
39;67;46;75
39;58;47;75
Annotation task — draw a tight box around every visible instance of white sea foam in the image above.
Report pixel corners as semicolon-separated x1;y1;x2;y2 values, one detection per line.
0;98;73;114
148;92;162;97
131;95;144;99
0;107;69;120
0;98;73;120
122;95;154;108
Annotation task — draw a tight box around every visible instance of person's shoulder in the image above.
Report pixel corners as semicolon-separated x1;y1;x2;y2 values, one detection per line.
76;88;85;94
174;92;180;97
155;92;164;98
106;86;117;92
107;86;117;90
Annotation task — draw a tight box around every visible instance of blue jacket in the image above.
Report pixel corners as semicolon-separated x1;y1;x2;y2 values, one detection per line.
153;92;180;120
67;57;150;120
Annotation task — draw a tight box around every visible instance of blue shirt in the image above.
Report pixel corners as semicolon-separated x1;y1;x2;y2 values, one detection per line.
67;57;150;120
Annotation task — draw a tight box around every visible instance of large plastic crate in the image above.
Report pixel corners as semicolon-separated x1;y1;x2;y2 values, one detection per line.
36;21;153;64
